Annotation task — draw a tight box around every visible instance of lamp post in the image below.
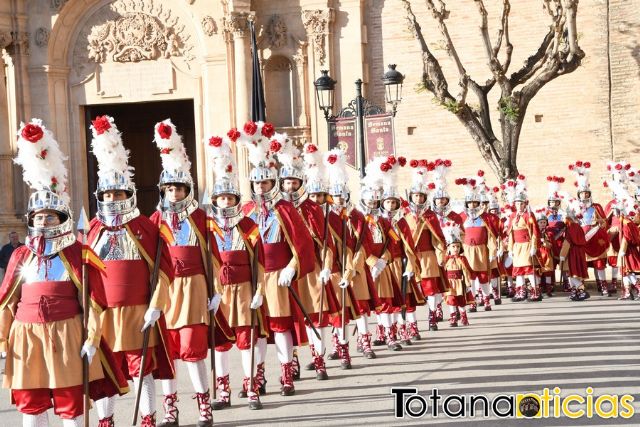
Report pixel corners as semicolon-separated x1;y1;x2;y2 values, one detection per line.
314;64;404;179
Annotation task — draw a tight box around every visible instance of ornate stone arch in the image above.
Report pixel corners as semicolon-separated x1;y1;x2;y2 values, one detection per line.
44;0;212;214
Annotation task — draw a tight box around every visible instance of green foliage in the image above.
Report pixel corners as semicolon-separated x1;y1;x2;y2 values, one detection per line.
498;96;519;123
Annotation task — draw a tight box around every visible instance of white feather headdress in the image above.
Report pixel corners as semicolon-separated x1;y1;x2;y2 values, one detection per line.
429;158;452;199
235;121;278;172
15;118;70;205
154;119;192;181
205;135;238;192
303;143;327;192
90;115;134;185
442;221;463;245
362;156;387;191
324;148;350;191
568;160;592;192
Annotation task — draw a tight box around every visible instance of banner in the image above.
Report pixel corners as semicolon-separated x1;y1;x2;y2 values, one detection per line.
364;113;395;163
328;117;357;169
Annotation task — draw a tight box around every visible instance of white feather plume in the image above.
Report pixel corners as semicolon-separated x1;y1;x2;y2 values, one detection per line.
90;115;134;183
324;148;349;189
154;118;192;179
276;134;302;170
362;157;386;190
205;135;238;189
14;118;70;204
303;143;327;188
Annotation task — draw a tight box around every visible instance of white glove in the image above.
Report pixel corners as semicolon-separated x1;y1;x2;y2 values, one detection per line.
559;256;566;262
402;270;414;279
508;251;514;259
530;247;537;257
619;251;626;258
374;258;387;271
319;268;331;283
80;342;96;365
339;278;350;289
141;308;162;332
278;267;296;287
208;293;222;313
371;266;383;281
250;293;263;309
497;249;504;259
489;256;496;263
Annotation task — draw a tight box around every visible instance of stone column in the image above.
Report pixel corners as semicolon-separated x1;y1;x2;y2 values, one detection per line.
302;9;334;150
224;11;252;199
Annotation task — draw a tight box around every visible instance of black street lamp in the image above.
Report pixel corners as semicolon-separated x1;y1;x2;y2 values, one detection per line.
314;65;403;178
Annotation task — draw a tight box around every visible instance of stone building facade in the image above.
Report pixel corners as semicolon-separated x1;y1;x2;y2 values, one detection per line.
0;0;638;242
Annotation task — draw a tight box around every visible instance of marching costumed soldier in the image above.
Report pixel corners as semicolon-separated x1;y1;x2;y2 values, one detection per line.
379;156;422;345
533;208;555;297
206;134;267;410
276;140;340;381
149;120;233;426
324;149;380;360
430;159;460;321
483;185;504;304
559;199;590;301
504;176;542;302
359;158;404;351
569;161;610;294
441;222;473;327
605;181;640;301
545;176;569;293
456;171;499;311
603;161;632;297
238;121;316;396
322;149;364;368
87;115;175;427
1;120;128;427
396;159;445;333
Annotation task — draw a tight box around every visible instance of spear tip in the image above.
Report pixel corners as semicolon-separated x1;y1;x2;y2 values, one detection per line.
77;206;89;232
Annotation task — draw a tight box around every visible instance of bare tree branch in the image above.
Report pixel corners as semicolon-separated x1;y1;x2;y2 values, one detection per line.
425;0;470;106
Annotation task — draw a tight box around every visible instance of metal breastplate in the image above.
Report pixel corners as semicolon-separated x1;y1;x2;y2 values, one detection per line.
22;254;70;283
93;228;142;261
164;213;198;246
249;209;282;243
580;206;596;226
215;227;246;252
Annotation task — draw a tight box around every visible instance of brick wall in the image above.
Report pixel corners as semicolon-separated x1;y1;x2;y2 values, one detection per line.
359;0;639;206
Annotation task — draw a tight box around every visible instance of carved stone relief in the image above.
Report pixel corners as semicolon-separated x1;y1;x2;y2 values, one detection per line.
51;0;69;11
201;16;217;37
266;15;287;49
301;9;333;66
222;12;250;41
35;28;50;48
71;0;197;84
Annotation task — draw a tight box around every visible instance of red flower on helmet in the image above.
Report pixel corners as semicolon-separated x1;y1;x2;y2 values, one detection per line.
518;174;525;180
444;159;452;167
51;177;58;185
547;176;552;181
160;148;172;154
576;161;583;167
428;183;435;190
227;128;241;142
569;164;575;171
409;159;419;168
243;121;258;136
270;140;282;153
327;154;338;164
387;156;397;165
625;163;631;170
500;184;506;190
157;123;172;139
398;156;407;167
584;161;591;168
615;164;623;170
401;199;409;208
208;136;223;147
493;186;499;193
469;179;476;186
22;123;44;143
261;123;275;138
434;159;443;167
91;116;111;135
477;170;484;177
629;171;636;177
559;177;565;183
607;165;612;171
226;164;233;173
380;162;391;172
508;181;516;187
306;144;318;153
38;149;48;160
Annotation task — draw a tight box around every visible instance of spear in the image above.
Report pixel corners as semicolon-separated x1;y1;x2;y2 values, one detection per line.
132;198;167;425
201;187;217;400
77;207;90;427
340;210;348;340
318;202;330;326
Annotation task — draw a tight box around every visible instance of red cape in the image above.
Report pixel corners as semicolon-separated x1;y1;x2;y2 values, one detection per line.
88;215;175;380
0;242;129;397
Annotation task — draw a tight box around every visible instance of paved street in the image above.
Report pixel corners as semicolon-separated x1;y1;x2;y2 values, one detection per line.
2;290;640;426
